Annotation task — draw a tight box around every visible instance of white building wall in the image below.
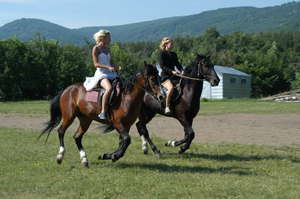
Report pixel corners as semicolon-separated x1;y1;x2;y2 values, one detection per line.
201;71;251;99
201;74;224;99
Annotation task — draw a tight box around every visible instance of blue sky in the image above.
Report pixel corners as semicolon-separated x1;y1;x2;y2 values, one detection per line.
0;0;295;28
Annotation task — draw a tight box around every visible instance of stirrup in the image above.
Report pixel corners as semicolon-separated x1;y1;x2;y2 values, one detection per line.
98;112;107;120
165;107;171;114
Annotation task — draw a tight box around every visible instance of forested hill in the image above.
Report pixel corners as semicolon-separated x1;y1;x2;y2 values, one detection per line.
1;2;300;44
0;18;85;45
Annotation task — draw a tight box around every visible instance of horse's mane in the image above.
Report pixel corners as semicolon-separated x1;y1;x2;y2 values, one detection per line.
184;54;206;77
121;69;144;94
121;63;157;94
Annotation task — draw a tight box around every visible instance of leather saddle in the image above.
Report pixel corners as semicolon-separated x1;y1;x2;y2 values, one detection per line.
85;78;123;111
159;82;182;106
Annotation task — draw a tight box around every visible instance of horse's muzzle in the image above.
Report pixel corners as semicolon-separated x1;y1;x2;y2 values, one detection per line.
211;78;220;87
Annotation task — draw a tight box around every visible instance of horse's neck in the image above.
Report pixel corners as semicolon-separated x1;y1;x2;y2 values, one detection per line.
123;79;145;101
183;79;203;103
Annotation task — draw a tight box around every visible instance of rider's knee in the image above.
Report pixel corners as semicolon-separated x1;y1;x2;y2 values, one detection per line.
104;84;112;93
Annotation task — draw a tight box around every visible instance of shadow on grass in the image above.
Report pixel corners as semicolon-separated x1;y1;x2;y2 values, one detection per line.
165;152;300;163
114;162;256;175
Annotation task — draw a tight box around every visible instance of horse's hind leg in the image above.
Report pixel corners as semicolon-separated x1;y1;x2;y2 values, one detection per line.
73;117;92;168
56;115;75;164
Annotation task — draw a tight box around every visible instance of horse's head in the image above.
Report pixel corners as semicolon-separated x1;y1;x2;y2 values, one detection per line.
190;54;220;86
140;61;161;97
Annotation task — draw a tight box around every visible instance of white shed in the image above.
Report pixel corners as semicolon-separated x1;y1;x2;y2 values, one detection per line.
201;65;251;99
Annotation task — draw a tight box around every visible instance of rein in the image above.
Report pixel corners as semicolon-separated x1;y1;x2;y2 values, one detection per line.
175;74;204;81
173;62;206;81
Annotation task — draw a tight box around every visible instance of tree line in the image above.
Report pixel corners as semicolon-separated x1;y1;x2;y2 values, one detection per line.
1;29;300;100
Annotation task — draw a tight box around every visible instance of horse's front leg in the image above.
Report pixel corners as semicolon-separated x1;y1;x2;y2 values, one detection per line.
100;124;131;162
136;121;161;157
178;126;195;153
165;116;195;153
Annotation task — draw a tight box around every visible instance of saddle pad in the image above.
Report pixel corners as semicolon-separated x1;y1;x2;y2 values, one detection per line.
85;91;99;102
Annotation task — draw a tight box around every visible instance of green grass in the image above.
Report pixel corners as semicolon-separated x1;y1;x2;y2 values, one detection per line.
1;99;300;115
0;101;49;115
200;99;300;115
0;128;299;199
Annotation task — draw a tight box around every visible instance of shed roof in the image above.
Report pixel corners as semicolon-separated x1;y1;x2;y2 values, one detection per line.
215;65;251;77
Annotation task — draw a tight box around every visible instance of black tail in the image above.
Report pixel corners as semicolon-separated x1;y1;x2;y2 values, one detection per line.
38;92;63;142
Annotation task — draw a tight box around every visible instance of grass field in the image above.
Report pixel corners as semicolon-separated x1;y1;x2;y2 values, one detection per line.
1;99;300;115
0;128;299;199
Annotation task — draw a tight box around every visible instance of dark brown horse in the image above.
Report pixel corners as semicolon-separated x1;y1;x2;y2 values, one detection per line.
40;62;160;167
136;54;220;156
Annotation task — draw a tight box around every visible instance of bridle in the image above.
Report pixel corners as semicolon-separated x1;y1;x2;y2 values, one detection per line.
174;61;207;81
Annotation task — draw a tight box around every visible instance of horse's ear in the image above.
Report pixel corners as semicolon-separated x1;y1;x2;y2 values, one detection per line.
197;53;205;60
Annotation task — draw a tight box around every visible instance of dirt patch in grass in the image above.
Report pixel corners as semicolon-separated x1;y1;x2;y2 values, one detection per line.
1;113;300;147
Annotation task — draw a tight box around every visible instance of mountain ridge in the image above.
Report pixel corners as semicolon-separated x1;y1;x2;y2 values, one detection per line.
0;2;300;44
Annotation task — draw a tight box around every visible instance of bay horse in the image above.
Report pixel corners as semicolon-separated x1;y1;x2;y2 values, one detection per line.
40;62;160;167
136;54;220;156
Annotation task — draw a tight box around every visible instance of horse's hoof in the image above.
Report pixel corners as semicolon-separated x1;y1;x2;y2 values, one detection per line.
165;141;170;146
143;149;148;155
81;157;89;168
56;155;63;164
154;152;161;158
178;147;186;154
111;154;119;162
56;158;63;164
82;161;89;168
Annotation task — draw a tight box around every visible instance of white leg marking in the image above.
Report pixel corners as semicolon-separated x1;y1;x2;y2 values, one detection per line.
167;140;175;146
79;150;86;159
141;135;148;151
141;135;147;145
59;146;65;154
171;141;176;147
79;150;88;164
56;146;65;162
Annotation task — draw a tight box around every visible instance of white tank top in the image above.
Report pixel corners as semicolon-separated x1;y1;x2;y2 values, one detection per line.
95;52;117;80
98;52;111;66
